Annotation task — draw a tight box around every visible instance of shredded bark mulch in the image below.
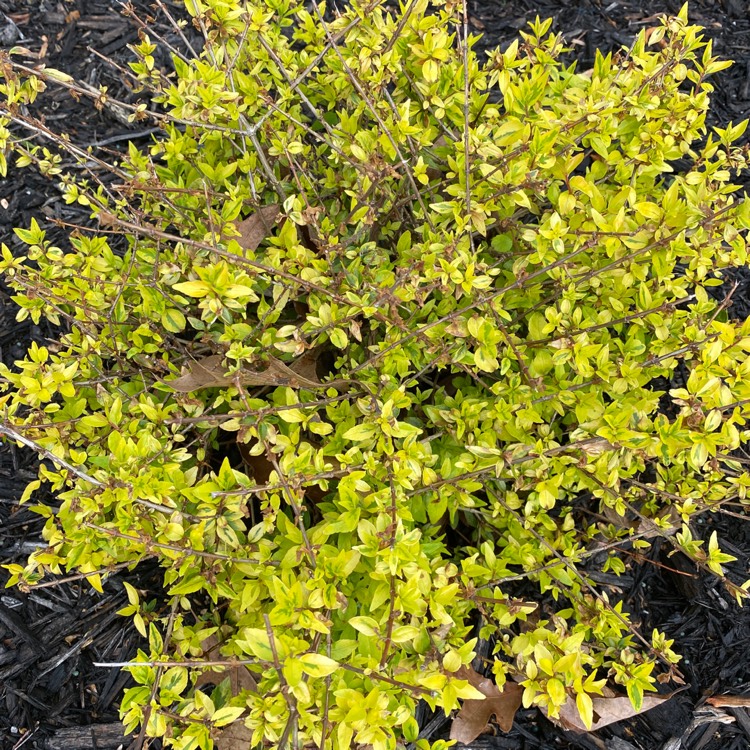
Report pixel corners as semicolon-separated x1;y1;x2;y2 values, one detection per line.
1;1;750;748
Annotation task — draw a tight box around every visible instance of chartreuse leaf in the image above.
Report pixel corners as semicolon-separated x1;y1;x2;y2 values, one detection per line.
298;653;339;677
211;706;245;727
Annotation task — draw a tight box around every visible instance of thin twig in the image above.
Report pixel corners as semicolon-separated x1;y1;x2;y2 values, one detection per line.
460;0;474;251
25;560;144;590
0;423;101;486
83;522;275;566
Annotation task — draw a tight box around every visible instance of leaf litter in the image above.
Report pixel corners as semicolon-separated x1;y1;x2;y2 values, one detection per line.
168;199;344;395
543;689;679;733
166;352;331;392
449;666;523;744
231;203;281;252
195;635;257;750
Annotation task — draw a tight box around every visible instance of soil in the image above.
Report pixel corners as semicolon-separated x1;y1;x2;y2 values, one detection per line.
1;1;750;749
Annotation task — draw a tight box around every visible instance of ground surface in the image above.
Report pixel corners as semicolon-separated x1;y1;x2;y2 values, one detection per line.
1;1;750;749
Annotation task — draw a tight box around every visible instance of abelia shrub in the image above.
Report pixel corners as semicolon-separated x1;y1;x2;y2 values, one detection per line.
0;2;748;748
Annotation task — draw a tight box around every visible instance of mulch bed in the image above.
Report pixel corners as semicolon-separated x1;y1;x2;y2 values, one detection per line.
1;0;750;748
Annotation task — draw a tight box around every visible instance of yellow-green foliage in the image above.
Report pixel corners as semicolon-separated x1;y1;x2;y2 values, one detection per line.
1;1;749;747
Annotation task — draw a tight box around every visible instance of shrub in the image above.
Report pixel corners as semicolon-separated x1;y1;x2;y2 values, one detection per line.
1;1;750;748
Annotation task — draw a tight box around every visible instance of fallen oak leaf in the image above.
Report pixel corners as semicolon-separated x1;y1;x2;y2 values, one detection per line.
167;354;237;392
233;204;281;252
544;690;678;733
195;635;257;750
287;346;350;391
244;355;322;389
450;666;523;744
195;664;258;695
288;346;324;383
166;353;332;392
194;634;259;695
213;719;254;750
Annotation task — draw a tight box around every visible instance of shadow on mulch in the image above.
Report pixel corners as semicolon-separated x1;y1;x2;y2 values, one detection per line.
1;0;750;748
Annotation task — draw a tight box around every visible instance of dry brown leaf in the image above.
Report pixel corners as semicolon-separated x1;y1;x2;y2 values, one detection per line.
195;662;258;695
238;434;344;506
547;691;676;733
168;354;237;392
197;635;257;750
195;634;259;694
288;347;323;383
213;720;254;750
450;666;523;744
243;356;323;389
237;446;273;487
234;204;280;251
168;354;324;392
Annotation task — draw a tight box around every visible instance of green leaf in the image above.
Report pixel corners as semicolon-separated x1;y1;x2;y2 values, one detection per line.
626;682;643;712
330;328;348;349
390;625;420;643
299;653;339;677
123;581;140;607
546;678;566;707
173;280;212;298
575;692;594;729
162;309;187;333
212;706;246;727
348;616;380;636
343;423;377;441
168;573;205;596
443;650;462;672
161;667;188;696
236;628;274;662
474;347;498;373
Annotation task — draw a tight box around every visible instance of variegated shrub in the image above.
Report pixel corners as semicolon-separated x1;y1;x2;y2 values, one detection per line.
0;2;749;748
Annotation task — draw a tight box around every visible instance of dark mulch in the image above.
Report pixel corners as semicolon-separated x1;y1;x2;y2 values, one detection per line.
1;0;750;749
